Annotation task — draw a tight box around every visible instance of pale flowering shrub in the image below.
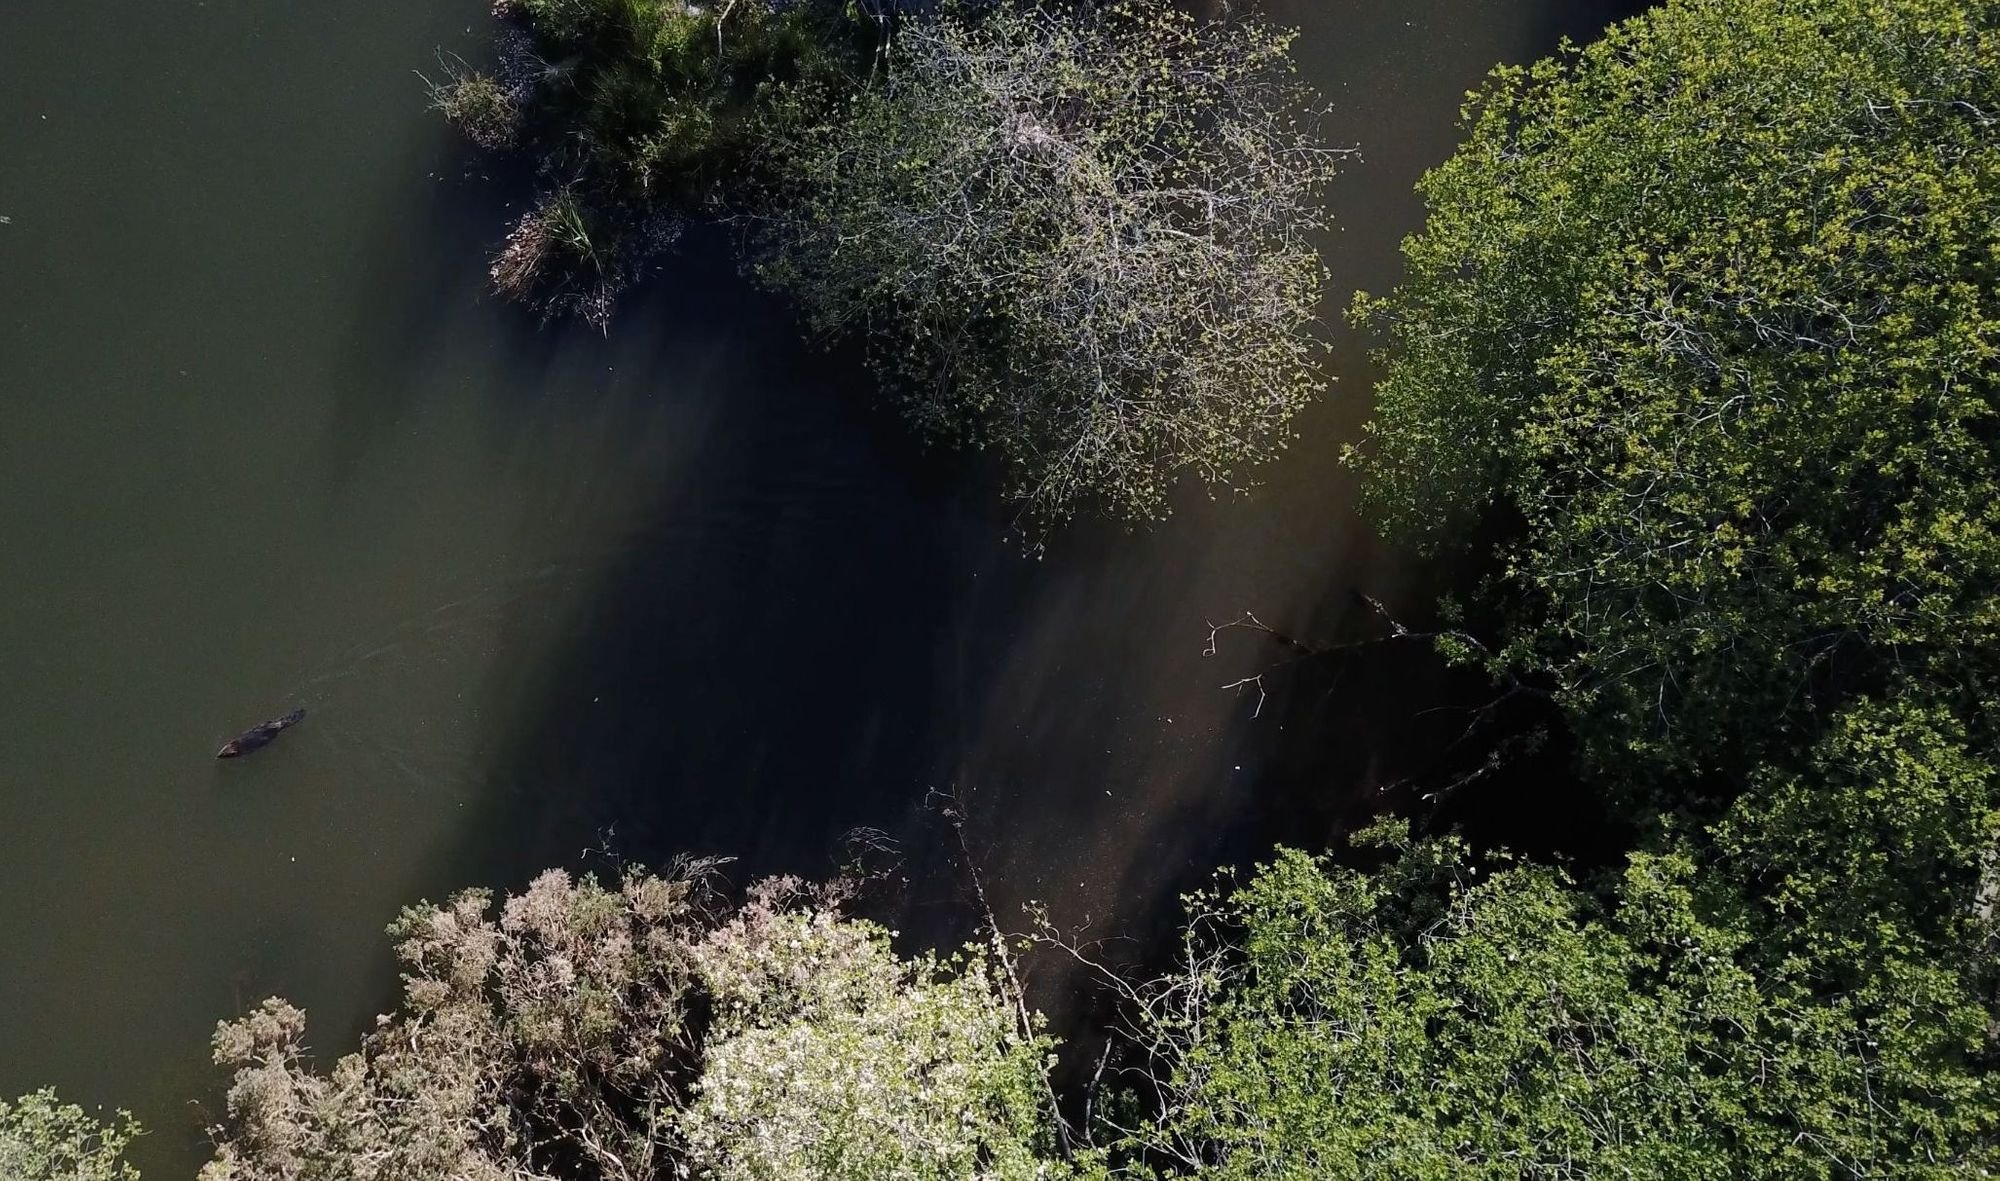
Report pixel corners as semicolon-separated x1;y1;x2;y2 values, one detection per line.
199;866;1077;1180
682;882;1067;1180
201;867;715;1181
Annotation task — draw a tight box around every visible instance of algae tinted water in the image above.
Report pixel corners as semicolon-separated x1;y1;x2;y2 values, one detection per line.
0;0;1638;1171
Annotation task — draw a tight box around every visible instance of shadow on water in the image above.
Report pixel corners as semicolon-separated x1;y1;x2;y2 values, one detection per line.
1535;0;1654;49
373;228;1018;918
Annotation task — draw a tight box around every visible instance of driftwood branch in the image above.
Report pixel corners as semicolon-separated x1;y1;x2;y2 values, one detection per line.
926;784;1078;1156
1204;594;1551;803
1202;594;1492;673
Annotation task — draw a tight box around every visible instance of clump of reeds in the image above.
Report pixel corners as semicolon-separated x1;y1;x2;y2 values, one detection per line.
427;54;524;150
492;190;681;332
491;189;587;300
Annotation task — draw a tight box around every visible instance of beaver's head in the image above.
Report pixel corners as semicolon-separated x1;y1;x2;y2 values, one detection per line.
216;740;243;758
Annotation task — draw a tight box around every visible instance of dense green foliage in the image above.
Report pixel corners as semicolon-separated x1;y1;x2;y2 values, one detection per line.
485;0;859;197
1355;0;2000;782
0;1091;140;1181
1247;0;2000;1175
1095;708;1999;1177
1110;823;1996;1179
758;3;1344;524
199;868;1078;1181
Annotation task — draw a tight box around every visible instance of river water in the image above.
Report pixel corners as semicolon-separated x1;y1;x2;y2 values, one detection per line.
0;0;1638;1171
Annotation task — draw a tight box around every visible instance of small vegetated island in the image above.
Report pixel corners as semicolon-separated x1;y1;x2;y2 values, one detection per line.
439;0;1348;526
12;0;2000;1176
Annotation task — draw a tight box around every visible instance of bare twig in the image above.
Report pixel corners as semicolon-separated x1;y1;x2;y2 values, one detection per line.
1207;596;1549;797
1220;673;1269;718
928;784;1078;1155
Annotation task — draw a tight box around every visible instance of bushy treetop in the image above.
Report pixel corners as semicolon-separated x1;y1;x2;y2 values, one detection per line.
760;2;1348;525
1356;0;2000;778
198;868;1075;1181
1108;824;1999;1180
0;1091;140;1181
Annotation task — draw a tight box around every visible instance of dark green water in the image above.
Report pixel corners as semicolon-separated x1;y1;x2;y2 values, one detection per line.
0;0;1638;1171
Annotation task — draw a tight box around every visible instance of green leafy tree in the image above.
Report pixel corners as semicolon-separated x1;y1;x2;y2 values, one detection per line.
759;2;1347;525
1327;6;2000;1158
1708;699;2000;973
1353;0;2000;780
0;1090;140;1181
1102;823;1999;1180
198;867;1080;1181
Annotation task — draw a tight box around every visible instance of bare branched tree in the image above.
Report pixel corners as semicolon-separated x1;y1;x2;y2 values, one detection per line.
758;2;1353;529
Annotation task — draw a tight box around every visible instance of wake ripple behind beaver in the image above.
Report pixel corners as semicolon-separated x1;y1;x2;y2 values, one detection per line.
217;708;306;758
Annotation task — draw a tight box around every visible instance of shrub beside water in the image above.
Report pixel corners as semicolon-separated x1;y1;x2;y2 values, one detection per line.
757;3;1347;525
0;1090;140;1181
196;868;1082;1181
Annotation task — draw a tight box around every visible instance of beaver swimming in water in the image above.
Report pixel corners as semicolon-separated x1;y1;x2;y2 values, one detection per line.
217;708;306;758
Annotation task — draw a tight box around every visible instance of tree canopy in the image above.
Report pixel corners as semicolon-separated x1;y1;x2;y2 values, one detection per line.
444;0;1344;525
1354;0;2000;782
1105;824;1998;1180
1273;2;2000;1173
758;2;1347;525
0;1090;140;1181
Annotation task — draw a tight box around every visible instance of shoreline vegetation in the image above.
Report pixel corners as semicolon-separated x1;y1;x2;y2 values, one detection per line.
431;0;1349;528
13;0;2000;1176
